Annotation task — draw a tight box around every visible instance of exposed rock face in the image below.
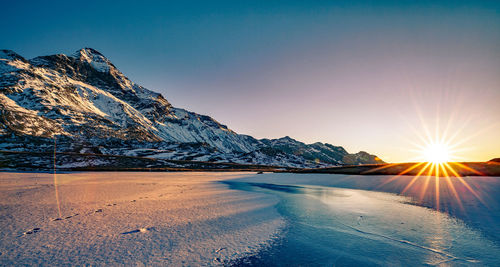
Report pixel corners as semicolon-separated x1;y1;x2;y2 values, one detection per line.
0;48;384;168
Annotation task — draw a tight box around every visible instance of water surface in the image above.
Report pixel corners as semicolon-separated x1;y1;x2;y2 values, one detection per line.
224;176;500;266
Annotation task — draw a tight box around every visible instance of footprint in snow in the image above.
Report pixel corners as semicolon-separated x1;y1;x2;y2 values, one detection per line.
52;213;79;221
121;227;154;235
65;213;79;219
23;228;41;235
215;247;226;253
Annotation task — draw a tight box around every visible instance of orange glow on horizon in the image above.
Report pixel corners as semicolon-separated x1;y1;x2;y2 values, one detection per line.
379;109;490;212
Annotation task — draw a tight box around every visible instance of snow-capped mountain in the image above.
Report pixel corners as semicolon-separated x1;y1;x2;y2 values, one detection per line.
0;48;383;169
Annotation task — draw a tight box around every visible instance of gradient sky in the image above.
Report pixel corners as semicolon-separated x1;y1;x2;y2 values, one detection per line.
1;0;499;162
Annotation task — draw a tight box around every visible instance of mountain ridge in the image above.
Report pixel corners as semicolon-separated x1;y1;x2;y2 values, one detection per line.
0;48;384;169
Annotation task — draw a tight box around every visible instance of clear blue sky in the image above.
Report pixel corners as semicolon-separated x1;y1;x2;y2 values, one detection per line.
1;0;499;162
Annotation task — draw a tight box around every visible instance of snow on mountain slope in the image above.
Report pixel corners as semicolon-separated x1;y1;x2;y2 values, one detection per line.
26;48;255;153
1;50;160;142
0;48;383;168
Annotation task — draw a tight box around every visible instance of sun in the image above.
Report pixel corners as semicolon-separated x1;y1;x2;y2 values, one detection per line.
422;142;451;164
361;113;488;212
365;104;489;212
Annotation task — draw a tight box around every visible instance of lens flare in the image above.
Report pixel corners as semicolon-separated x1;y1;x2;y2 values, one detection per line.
53;137;62;218
369;112;488;212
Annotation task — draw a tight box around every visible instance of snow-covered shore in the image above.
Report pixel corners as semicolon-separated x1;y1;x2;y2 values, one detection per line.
0;172;283;266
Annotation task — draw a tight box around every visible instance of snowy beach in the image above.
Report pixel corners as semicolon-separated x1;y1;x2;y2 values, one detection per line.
0;172;283;265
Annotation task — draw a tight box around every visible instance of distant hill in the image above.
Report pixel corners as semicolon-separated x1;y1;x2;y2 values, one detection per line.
0;48;383;169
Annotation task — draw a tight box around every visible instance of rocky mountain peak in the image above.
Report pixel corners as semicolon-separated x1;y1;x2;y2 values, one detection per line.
71;48;114;72
75;47;105;57
0;49;384;168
